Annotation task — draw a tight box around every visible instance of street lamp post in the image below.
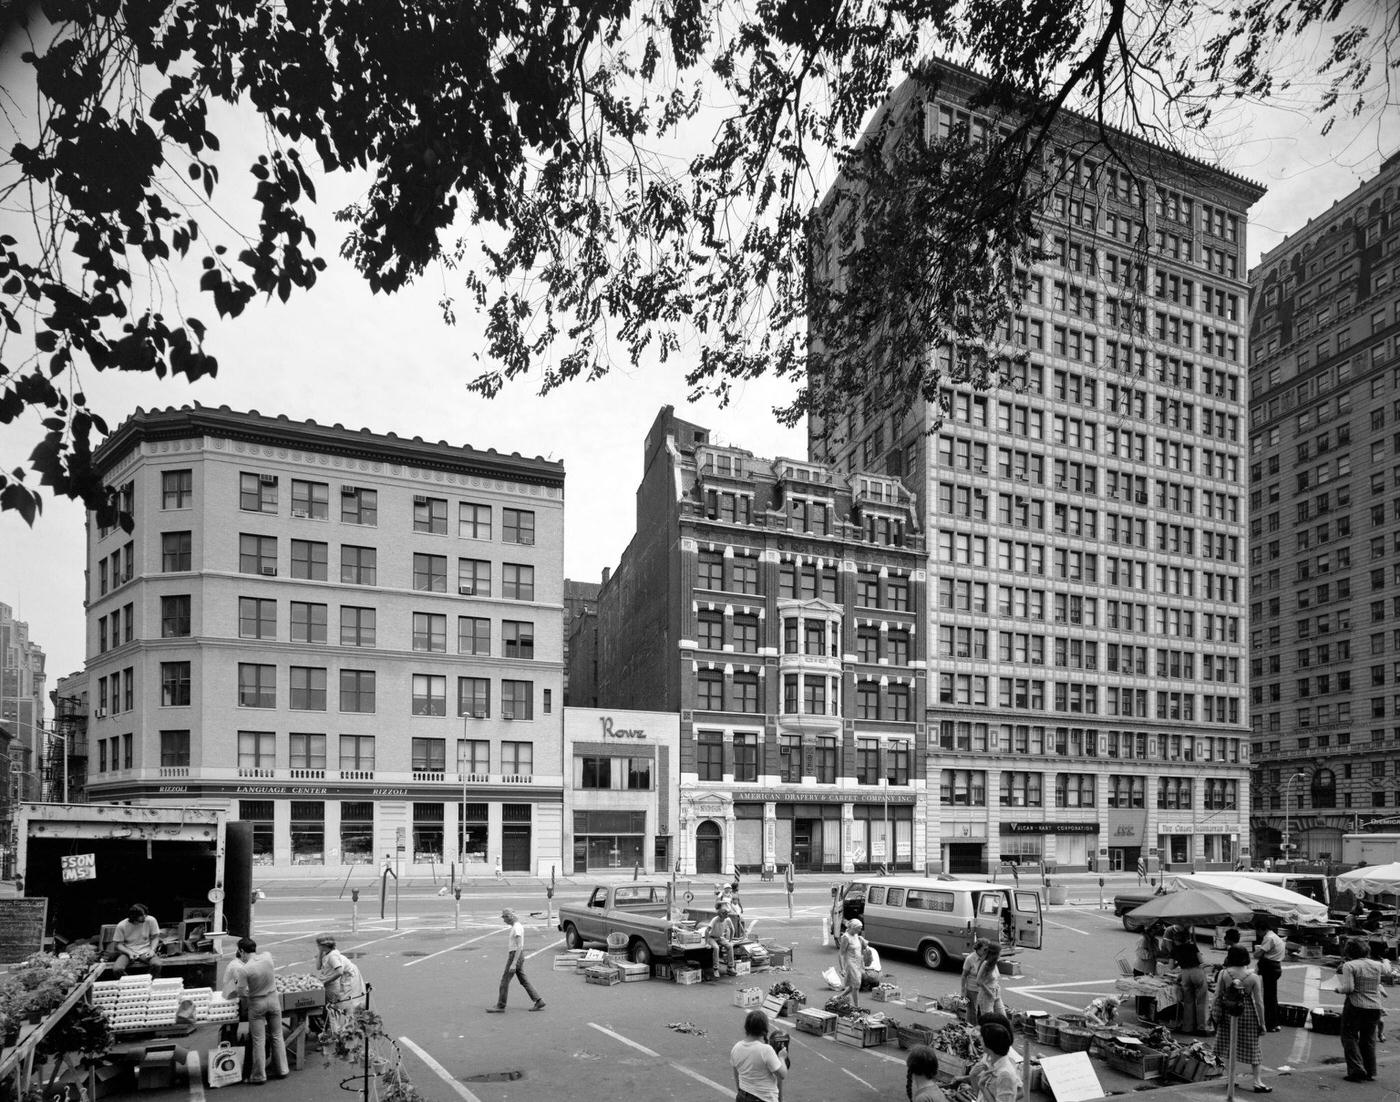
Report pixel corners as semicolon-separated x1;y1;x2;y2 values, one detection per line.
1282;772;1306;862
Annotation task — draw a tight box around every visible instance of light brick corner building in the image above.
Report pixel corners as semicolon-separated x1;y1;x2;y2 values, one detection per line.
85;404;565;877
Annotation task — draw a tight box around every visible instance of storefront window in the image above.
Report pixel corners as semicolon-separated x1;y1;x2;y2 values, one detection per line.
240;799;274;866
290;801;324;864
340;801;374;864
413;802;444;862
460;802;488;864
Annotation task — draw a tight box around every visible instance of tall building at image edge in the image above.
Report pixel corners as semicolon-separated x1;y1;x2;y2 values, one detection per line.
808;60;1259;875
1247;151;1400;858
85;404;565;877
591;407;928;877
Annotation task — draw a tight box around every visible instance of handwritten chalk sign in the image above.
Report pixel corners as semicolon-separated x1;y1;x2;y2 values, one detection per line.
60;852;97;882
1038;1051;1106;1102
0;897;48;962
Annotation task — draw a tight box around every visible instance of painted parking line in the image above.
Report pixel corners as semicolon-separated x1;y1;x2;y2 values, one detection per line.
1044;918;1093;936
185;1051;205;1102
842;1066;879;1091
526;938;564;960
404;927;501;967
398;1037;485;1102
587;1022;731;1096
1286;967;1320;1067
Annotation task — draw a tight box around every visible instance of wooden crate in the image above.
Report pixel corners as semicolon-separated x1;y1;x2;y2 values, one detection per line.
651;963;674;980
835;1020;888;1048
1104;1047;1164;1080
905;994;938;1013
584;966;620;987
617;963;649;982
795;1009;838;1036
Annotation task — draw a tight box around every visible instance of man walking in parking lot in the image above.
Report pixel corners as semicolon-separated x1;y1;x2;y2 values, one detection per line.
486;908;545;1013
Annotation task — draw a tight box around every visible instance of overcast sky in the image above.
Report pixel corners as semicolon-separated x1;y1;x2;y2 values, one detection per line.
2;30;1398;699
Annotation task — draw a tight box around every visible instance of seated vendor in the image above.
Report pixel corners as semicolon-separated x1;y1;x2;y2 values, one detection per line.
708;900;741;969
107;903;163;976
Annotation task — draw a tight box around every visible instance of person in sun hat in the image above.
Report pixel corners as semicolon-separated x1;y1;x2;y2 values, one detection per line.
314;933;365;1018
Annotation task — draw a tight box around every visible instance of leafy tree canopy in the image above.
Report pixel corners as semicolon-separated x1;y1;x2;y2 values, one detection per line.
0;0;1392;523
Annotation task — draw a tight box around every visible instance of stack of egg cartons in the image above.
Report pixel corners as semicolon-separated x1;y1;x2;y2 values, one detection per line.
184;986;214;1021
145;978;184;1027
205;991;240;1024
91;979;120;1021
113;974;153;1032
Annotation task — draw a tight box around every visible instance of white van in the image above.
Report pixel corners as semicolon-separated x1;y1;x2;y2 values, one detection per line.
830;876;1043;970
1199;871;1330;907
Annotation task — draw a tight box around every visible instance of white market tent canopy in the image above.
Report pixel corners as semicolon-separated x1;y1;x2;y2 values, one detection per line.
1335;862;1400;897
1171;873;1328;922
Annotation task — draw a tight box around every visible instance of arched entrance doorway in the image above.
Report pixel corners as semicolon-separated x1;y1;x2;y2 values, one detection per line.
695;820;723;875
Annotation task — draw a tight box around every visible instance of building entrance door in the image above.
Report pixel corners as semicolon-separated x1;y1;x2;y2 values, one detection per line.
792;822;814;870
946;843;985;875
695;820;722;875
502;825;531;872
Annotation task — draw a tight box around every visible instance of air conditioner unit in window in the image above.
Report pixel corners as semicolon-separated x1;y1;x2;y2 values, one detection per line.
472;710;487;719
1135;492;1148;504
414;495;427;504
261;566;277;576
502;709;515;720
94;708;106;718
259;474;277;485
519;535;535;545
291;508;310;518
459;584;474;595
341;486;358;496
779;745;791;755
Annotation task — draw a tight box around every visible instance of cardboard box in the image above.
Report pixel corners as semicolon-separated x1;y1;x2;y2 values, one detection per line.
905;994;938;1013
674;968;702;985
731;960;751;976
280;988;325;1011
136;1051;177;1091
766;945;793;967
872;985;902;1003
733;987;763;1008
795;1009;838;1036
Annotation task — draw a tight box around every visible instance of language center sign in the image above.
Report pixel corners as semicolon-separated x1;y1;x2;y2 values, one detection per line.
60;852;97;882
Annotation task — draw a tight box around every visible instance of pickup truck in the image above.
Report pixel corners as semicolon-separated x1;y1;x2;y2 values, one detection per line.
558;882;708;967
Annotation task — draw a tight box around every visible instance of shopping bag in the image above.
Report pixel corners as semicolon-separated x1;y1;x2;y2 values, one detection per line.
207;1042;245;1088
822;966;843;989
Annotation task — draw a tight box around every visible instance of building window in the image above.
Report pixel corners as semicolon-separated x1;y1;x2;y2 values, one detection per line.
240;472;278;513
339;734;375;771
459;802;488;863
411;737;447;773
887;742;910;785
503;508;535;545
413;553;447;592
697;670;724;710
779;736;802;783
341;485;377;525
412;803;445;862
856;681;880;719
1052;778;1097;812
733;733;758;782
290;801;324;864
162;469;193;509
238;663;276;708
289;666;327;711
340;801;374;863
161;661;191;706
340;544;377;585
732;614;759;652
459;502;491;539
291;479;329;519
802;675;828;715
237;730;275;770
238;596;276;639
733;554;759;594
458;677;490;717
544;688;552;713
581;756;612;788
502;620;535;659
697;550;723;590
291;601;327;644
698;612;723;649
627;757;651;789
159;730;190;768
412;674;447;716
340;605;376;647
413;612;447;652
459;559;491;596
502;740;533;776
288;539;327;581
888;684;911;721
413;495;448;534
161;531;192;571
1107;774;1146;808
239;534;277;575
458;739;490;775
501;679;533;720
160;595;191;638
815;737;838;783
1000;772;1044;807
732;671;759;712
697;731;724;781
240;800;274;865
289;733;326;771
857;740;880;784
502;563;535;600
340;669;376;713
458;616;490;655
940;769;987;806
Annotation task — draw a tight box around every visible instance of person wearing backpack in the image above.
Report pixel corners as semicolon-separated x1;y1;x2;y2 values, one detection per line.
1213;945;1270;1093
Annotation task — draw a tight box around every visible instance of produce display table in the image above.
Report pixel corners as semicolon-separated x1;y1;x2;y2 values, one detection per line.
1115;975;1181;1025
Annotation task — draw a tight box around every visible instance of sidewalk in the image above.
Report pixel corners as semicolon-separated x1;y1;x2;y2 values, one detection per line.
1150;1050;1396;1102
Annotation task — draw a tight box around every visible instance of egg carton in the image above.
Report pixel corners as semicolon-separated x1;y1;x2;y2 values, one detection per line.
184;987;212;999
118;975;153;986
93;981;121;995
